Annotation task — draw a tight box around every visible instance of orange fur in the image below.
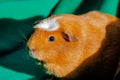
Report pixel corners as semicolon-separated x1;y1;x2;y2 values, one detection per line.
28;11;120;80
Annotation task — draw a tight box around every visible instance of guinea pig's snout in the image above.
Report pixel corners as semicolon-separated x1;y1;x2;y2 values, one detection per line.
29;48;36;58
30;48;35;53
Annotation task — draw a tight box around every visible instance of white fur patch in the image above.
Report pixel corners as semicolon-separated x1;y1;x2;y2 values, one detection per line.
34;17;61;31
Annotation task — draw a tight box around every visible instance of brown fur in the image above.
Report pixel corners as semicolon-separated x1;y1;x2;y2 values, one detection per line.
28;11;120;80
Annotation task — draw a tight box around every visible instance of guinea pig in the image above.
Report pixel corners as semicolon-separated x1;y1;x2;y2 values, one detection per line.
28;11;120;80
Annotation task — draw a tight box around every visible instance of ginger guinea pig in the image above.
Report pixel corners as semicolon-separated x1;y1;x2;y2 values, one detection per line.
28;11;120;80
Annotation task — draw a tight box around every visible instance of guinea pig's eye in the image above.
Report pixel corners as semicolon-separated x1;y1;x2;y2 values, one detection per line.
48;36;55;42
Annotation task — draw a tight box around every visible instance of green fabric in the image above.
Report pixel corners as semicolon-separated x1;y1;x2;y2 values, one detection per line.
0;16;44;54
0;0;120;80
0;0;59;19
52;0;119;16
52;0;83;14
0;45;47;80
100;0;119;16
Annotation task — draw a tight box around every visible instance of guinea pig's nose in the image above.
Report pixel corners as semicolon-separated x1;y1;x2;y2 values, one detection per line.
30;48;35;52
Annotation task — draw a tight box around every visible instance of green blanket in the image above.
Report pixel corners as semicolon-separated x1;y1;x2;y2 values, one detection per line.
0;0;120;80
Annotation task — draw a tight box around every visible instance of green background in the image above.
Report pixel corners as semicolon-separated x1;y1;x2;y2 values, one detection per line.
0;0;120;80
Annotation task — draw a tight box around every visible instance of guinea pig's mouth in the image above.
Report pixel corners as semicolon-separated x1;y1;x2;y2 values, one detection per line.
35;59;46;66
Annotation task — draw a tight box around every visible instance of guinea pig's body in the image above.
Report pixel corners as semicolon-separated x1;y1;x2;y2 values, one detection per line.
28;11;120;80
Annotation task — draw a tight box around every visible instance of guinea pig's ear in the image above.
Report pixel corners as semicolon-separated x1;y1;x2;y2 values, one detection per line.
62;31;78;42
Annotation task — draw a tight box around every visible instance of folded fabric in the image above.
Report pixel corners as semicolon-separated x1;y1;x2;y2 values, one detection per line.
0;16;44;55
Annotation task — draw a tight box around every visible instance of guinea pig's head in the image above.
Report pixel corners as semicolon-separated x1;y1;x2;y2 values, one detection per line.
27;14;86;77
